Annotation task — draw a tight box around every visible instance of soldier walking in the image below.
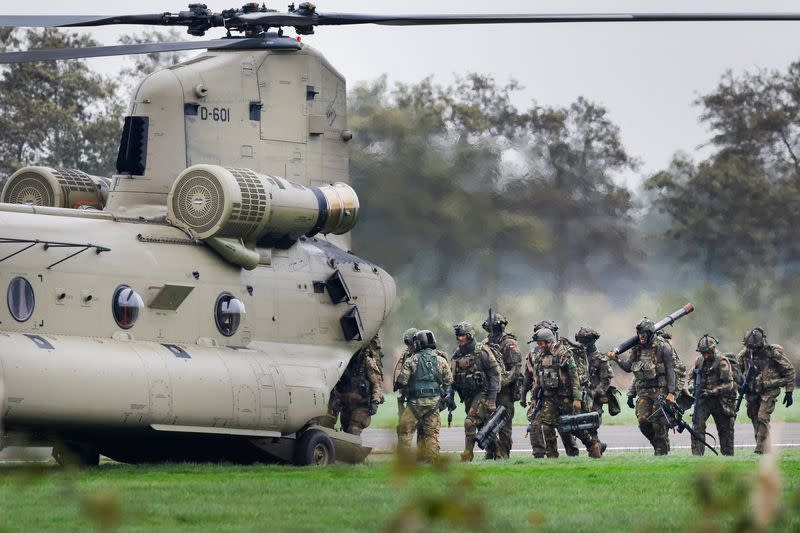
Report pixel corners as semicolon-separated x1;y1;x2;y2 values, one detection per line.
451;322;501;462
394;328;418;441
395;330;453;461
529;328;602;458
689;335;737;456
609;318;676;455
737;327;795;454
327;333;384;435
481;313;522;460
575;327;616;449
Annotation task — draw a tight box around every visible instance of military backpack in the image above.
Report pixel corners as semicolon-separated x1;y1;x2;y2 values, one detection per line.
410;349;443;399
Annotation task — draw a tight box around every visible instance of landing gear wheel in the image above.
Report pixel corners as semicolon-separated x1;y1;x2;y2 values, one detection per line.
52;441;100;467
293;429;335;466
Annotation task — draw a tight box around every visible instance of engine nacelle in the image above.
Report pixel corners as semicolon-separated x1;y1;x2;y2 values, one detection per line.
167;164;359;244
1;166;109;209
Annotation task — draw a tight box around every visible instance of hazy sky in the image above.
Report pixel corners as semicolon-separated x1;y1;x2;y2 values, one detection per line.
9;1;800;185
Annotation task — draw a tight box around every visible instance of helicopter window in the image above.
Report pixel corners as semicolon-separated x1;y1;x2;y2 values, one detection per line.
214;293;245;337
7;276;34;322
112;285;144;330
115;116;149;176
249;101;263;121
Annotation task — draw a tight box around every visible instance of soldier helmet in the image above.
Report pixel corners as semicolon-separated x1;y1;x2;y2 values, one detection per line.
482;313;508;333
743;327;766;350
403;328;419;348
636;318;656;344
414;330;437;351
532;327;556;344
575;326;600;343
370;332;382;349
696;334;718;354
534;319;559;333
453;322;476;341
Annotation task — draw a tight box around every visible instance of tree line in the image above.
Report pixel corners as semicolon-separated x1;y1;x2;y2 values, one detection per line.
0;28;796;318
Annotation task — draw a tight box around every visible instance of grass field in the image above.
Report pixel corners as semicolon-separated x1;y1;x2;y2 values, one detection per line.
0;449;798;532
369;393;800;429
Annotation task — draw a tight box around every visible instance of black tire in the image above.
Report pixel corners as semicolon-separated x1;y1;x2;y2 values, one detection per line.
52;441;100;467
293;429;335;466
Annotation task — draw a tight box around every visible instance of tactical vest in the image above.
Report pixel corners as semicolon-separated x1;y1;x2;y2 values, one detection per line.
630;338;668;390
453;346;487;397
694;354;733;394
748;345;788;391
564;339;590;387
587;349;610;390
338;349;371;398
409;349;443;399
482;340;510;388
536;346;574;397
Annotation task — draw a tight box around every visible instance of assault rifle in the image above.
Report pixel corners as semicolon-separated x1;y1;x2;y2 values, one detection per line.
653;395;718;455
692;365;702;447
736;356;756;413
524;388;544;437
439;385;457;427
476;405;509;450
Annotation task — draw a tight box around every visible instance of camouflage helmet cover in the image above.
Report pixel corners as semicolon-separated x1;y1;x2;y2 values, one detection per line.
636;318;656;334
743;327;766;350
696;334;718;353
453;321;476;341
534;320;559;333
575;326;600;342
533;327;557;344
403;328;419;348
482;313;508;332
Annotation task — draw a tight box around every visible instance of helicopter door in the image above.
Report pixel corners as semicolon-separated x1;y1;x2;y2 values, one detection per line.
249;358;278;429
257;55;306;144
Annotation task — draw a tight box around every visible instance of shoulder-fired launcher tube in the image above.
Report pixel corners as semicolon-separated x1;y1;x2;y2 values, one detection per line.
611;303;695;355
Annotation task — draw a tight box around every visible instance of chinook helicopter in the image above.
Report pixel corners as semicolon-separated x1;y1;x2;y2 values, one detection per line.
0;5;799;466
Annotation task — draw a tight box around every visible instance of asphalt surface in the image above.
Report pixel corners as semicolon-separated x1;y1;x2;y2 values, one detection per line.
2;423;798;461
361;422;800;455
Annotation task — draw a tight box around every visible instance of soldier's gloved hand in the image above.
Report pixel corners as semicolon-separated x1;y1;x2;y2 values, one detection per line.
627;396;635;409
783;392;794;407
486;399;497;413
520;396;527;408
666;393;676;404
606;351;618;361
572;399;582;412
369;401;380;416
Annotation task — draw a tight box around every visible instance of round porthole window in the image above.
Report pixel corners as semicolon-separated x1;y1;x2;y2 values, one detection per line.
112;285;144;329
214;293;245;337
7;276;34;322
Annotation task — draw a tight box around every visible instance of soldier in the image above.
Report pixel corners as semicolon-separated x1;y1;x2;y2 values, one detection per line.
481;313;522;460
521;320;578;457
395;330;453;461
529;328;602;458
394;328;418;440
327;333;384;435
609;318;676;455
575;327;615;448
451;321;501;462
737;327;795;454
689;334;737;456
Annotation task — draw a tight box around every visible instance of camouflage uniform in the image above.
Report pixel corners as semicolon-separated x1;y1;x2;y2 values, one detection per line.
576;327;613;445
451;322;501;462
613;320;676;455
689;337;737;456
394;328;418;440
481;316;522;459
396;342;453;461
328;336;384;436
737;328;795;454
530;330;602;458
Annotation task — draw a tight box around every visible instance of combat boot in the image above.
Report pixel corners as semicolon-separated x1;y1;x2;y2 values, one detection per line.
588;441;602;459
461;438;475;462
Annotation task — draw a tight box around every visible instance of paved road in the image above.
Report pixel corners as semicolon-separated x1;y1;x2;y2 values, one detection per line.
2;423;798;461
361;422;800;454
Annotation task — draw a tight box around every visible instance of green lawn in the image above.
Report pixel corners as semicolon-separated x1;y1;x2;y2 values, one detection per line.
370;393;800;429
0;450;799;532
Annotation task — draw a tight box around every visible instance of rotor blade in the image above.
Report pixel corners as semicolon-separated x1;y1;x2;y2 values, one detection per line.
0;14;168;28
0;39;231;64
240;11;800;28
